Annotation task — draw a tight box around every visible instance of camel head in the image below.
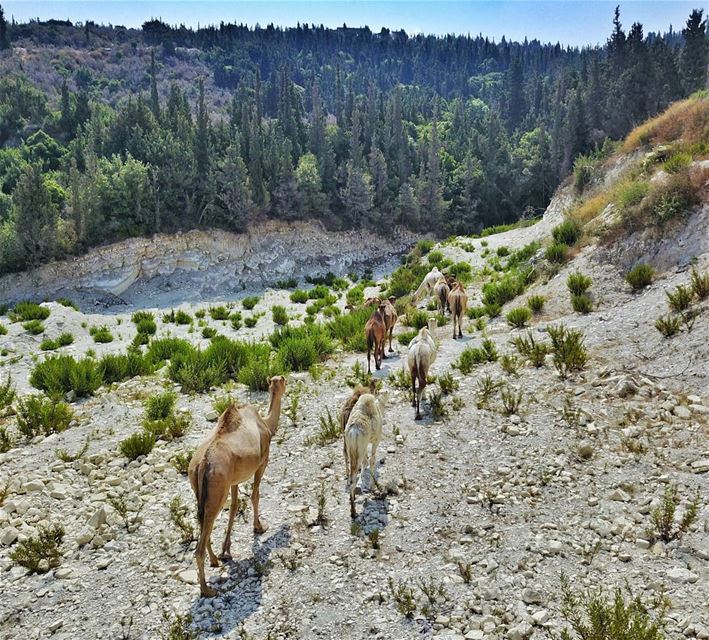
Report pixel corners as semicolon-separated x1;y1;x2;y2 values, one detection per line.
377;390;389;409
388;296;396;305
427;317;438;332
267;375;287;398
364;296;382;307
378;303;387;315
418;326;430;339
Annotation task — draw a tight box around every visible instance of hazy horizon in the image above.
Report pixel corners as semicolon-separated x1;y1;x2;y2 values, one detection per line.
2;1;702;47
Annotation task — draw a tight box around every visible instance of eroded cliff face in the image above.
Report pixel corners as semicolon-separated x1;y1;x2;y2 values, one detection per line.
0;221;421;307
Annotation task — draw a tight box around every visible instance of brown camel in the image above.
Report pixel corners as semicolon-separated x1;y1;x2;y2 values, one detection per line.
448;282;468;339
364;299;387;373
188;375;287;597
433;278;450;314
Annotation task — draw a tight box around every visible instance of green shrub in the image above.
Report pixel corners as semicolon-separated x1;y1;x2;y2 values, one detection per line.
690;267;709;299
290;289;309;303
136;317;157;335
405;308;429;330
208;306;230;321
119;431;155;460
511;330;549;367
346;284;365;306
242;296;260;310
306;409;340;446
427;250;444;265
270;305;287;326
548;324;588;378
496;246;509;257
567;271;592;295
526;295;545;314
466;306;487;320
9;524;64;574
146;337;193;364
244;316;258;328
0;323;6;335
655;314;681;337
506;307;531;328
448;261;473;283
23;319;45;335
145;391;177;421
131;310;154;324
326;305;371;352
17;394;73;438
174;310;192;325
573;155;597;193
89;325;114;343
545;242;569;264
455;339;498;374
666;285;692;312
571;294;593;314
0;426;13;452
552;219;581;246
0;375;15;414
626;264;654;290
97;349;154;384
645;485;699;544
662;151;692;174
482;273;526;306
230;312;242;330
30;355;102;397
237;355;283;392
10;301;50;322
651;174;698;222
40;332;74;350
56;298;78;310
617;181;650;209
484;303;502;318
397;329;419;346
202;326;217;339
559;576;666;640
416;239;434;255
437;372;459;395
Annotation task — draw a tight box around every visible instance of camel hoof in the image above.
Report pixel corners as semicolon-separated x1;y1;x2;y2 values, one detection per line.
209;557;220;568
415;414;422;421
219;551;232;561
388;348;394;353
201;586;218;598
253;522;269;535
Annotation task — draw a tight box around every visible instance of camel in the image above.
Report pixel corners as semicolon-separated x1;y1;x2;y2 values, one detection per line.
344;391;387;518
339;380;377;476
412;266;443;304
407;325;437;420
433;277;450;314
188;375;287;597
364;300;387;373
382;296;398;353
448;282;468;340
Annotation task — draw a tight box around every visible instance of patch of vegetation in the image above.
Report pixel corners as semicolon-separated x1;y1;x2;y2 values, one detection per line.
289;289;309;304
0;375;15;415
571;294;594;314
97;349;155;384
171;449;194;475
242;296;260;310
665;285;692;312
645;485;699;544
271;305;289;326
208;306;230;321
119;431;156;460
662;151;691;174
655;314;681;338
626;264;654;290
548;324;588;378
512;330;549;367
552;219;582;246
136;317;157;336
30;355;102;397
9;301;50;322
9;524;64;574
455;339;498;374
388;577;417;619
429;390;448;420
617;180;650;209
506;306;531;328
169;496;195;543
388;367;412;390
567;271;592;295
500;386;523;415
40;332;74;351
545;242;569;264
307;408;339;446
23;319;45;335
500;354;520;376
437;372;459;395
244;316;258;328
89;325;114;343
201;326;217;339
132;310;154;324
397;329;419;346
17;394;73;438
526;294;545;314
56;298;78;310
690;267;709;299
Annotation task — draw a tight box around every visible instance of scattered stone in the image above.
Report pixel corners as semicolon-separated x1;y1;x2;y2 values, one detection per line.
610;488;631;502
1;526;19;546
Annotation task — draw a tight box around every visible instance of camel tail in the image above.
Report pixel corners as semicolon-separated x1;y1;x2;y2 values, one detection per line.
196;461;210;525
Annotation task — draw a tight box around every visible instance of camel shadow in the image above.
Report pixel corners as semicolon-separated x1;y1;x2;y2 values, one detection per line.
189;523;291;636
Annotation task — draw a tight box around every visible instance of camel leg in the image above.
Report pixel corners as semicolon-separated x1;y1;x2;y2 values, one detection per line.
458;317;463;339
411;366;417;408
367;345;372;374
388;328;394;353
252;461;269;534
195;498;223;598
348;462;360;519
369;439;380;488
220;484;239;559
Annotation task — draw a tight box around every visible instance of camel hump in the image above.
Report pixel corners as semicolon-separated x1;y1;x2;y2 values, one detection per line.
217;403;242;434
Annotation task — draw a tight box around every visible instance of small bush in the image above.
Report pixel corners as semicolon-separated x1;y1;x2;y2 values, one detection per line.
326;305;371;352
429;390;448;420
662;151;691;174
9;524;64;574
388;367;412;390
145;391;177;421
346;285;365;306
17;395;73;438
147;338;193;364
244;316;258;328
174;310;192;325
89;325;114;343
645;485;699;544
56;298;78;310
201;326;217;339
119;431;155;460
416;239;434;255
506;307;531;329
169;496;195;543
40;332;74;351
208;306;230;321
136;317;157;335
456;339;498;374
496;246;509;257
0;323;6;335
482;272;526;307
559;575;666;640
666;285;692;312
545;243;569;264
290;289;309;303
526;295;545;314
132;310;154;324
573;155;597;193
690;267;709;299
571;294;593;314
30;355;102;397
626;264;654;290
23;319;45;335
500;354;519;375
98;349;154;384
548;324;588;378
650;173;698;222
307;408;340;446
655;314;681;337
0;375;15;414
552;220;581;246
171;449;194;475
512;330;549;367
617;181;650;209
567;271;592;295
10;301;50;322
272;305;289;326
230;312;242;330
448;261;473;283
500;386;523;415
242;296;260;310
405;308;430;330
437;372;459;395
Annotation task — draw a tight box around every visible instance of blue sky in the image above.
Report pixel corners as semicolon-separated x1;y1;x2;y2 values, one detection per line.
3;1;700;47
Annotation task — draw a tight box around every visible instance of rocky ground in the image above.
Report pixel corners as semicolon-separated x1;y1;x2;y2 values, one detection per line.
0;175;708;640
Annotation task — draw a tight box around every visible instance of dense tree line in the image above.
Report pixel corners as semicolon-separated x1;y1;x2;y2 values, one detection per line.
0;6;707;275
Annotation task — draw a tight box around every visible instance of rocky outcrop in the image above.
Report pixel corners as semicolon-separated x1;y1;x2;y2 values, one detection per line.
0;221;420;307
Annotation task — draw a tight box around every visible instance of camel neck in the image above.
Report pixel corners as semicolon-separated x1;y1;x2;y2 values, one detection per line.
264;390;283;435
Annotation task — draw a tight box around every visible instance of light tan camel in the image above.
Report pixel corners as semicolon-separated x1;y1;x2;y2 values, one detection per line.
433;277;450;314
382;296;398;353
448;282;468;339
407;324;437;420
188;375;287;597
339;381;377;476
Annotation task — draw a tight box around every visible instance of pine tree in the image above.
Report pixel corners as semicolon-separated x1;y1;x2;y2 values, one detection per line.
682;9;708;93
607;6;626;69
295;152;327;217
214;144;254;231
59;79;73;135
506;54;526;131
194;78;210;177
397;180;419;227
0;4;10;51
415;115;446;226
368;144;389;213
13;164;58;266
149;49;160;119
341;161;374;226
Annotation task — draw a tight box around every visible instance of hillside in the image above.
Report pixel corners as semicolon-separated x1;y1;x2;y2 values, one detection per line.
0;98;708;640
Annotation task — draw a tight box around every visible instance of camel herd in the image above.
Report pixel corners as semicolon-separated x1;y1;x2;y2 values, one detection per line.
188;267;467;597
